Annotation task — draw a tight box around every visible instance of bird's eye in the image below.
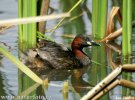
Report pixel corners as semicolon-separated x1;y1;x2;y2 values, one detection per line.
41;43;44;46
86;37;90;41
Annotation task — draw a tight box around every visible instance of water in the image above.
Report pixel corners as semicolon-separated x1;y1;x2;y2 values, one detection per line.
0;0;135;100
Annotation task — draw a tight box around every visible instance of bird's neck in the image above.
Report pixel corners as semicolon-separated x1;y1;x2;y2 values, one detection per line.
72;48;90;66
72;48;85;58
71;38;87;59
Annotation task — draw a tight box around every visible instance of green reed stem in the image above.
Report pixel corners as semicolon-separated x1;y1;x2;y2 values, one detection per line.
18;0;23;50
92;0;108;39
18;0;37;51
28;0;37;48
122;56;132;96
63;81;69;100
122;0;132;56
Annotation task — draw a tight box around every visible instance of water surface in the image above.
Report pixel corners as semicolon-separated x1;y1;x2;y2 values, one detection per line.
0;0;135;100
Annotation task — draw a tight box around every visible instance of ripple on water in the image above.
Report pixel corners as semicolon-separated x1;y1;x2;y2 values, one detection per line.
0;50;18;96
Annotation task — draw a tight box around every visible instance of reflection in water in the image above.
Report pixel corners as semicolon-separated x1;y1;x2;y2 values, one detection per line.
90;43;109;100
20;49;93;99
0;55;16;97
0;11;4;14
0;56;6;97
105;42;135;99
71;67;93;97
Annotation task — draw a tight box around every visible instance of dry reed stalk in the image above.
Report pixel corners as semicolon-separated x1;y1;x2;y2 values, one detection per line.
106;43;122;70
106;7;120;35
116;8;122;26
92;79;135;99
43;78;49;90
62;34;75;38
100;6;135;42
119;79;135;89
0;25;13;33
106;43;122;54
38;0;50;34
100;28;122;42
106;46;117;69
122;64;135;71
106;43;121;69
81;66;122;100
0;13;70;26
100;7;122;42
100;20;135;42
92;79;120;100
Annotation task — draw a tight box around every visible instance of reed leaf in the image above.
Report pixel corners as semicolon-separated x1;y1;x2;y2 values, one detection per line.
0;46;43;84
122;0;132;56
62;81;69;100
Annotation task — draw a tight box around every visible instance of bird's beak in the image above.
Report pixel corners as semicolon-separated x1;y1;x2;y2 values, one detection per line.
87;41;101;46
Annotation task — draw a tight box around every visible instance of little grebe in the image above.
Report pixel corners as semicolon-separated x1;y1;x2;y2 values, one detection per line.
35;34;100;69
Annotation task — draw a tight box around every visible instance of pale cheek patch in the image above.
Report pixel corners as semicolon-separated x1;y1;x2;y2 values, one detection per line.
87;41;92;45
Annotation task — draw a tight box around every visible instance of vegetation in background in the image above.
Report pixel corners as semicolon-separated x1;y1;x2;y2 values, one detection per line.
60;0;85;35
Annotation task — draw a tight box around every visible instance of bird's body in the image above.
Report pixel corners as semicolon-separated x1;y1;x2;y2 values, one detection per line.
36;40;85;69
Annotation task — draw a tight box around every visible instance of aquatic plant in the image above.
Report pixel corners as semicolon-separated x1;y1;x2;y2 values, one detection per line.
18;0;37;51
122;0;132;56
92;0;108;39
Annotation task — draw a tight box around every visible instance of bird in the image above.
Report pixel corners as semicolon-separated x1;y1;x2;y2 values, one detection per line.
30;34;100;69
